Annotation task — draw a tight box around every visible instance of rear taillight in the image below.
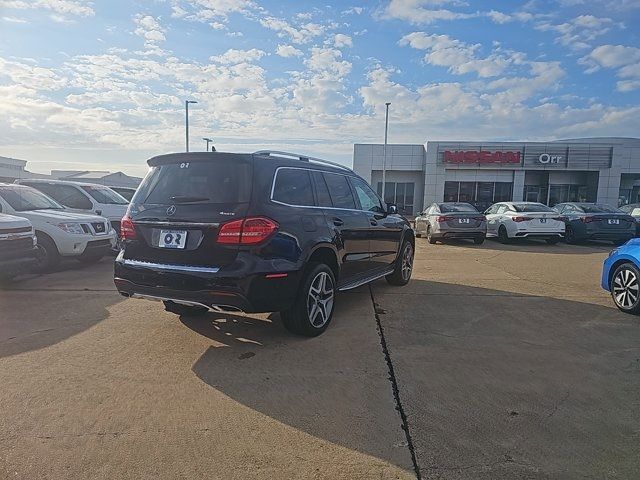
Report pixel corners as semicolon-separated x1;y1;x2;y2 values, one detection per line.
512;216;533;223
120;215;137;240
473;216;486;221
217;217;278;245
581;216;598;223
437;215;453;222
552;216;567;222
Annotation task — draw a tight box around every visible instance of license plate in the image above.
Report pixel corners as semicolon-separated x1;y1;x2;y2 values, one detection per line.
608;219;619;225
158;229;187;249
459;218;470;224
540;218;547;223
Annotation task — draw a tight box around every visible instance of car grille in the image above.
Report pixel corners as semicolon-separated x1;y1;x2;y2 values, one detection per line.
86;239;112;249
92;222;107;234
0;237;34;259
0;226;32;235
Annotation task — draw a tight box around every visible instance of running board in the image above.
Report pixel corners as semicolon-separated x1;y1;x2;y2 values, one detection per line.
338;269;394;291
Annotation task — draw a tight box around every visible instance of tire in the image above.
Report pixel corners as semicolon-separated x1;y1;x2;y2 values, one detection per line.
427;226;437;244
414;222;421;238
546;237;560;245
565;226;578;244
33;234;60;272
473;235;485;245
386;240;414;286
610;262;640;314
280;263;336;337
498;225;510;244
76;254;103;264
163;300;208;316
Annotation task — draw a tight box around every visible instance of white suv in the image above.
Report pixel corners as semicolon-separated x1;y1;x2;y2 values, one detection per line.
0;183;117;270
17;179;129;235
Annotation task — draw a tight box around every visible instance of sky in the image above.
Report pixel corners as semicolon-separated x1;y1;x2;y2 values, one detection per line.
1;0;639;177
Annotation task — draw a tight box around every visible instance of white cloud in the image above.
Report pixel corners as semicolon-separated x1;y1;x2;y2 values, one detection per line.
399;32;514;78
535;15;615;51
342;6;364;15
259;16;327;44
133;15;166;56
333;33;353;48
2;15;27;22
0;0;94;18
276;44;303;58
209;48;266;64
581;44;640;92
382;0;476;24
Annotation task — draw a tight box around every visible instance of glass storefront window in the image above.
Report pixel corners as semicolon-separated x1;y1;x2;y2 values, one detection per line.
494;183;512;202
459;182;475;203
444;181;513;209
444;182;458;202
376;182;416;215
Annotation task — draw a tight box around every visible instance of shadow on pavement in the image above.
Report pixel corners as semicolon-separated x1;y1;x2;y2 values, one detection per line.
185;289;414;472
0;258;122;359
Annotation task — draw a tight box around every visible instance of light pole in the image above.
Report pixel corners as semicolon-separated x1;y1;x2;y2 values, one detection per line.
185;100;198;152
382;102;391;203
203;137;213;151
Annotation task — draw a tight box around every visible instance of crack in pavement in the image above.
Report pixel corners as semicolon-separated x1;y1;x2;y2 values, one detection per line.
369;285;422;480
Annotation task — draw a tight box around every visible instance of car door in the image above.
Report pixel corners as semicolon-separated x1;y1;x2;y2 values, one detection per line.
484;204;501;235
349;176;402;271
315;171;373;282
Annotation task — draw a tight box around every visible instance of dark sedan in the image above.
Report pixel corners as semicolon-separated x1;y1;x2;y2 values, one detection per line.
553;202;635;245
618;203;640;236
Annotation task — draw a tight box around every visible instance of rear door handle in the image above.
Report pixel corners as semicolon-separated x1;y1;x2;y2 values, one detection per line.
332;217;344;227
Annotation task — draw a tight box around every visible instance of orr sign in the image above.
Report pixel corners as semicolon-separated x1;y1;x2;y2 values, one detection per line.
443;150;521;166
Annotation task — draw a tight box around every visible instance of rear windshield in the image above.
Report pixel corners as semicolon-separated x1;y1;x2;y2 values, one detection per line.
579;204;620;213
439;203;478;213
82;186;129;205
133;159;252;205
512;203;554;212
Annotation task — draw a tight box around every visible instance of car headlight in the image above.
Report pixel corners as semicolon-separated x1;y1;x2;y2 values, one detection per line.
58;222;85;235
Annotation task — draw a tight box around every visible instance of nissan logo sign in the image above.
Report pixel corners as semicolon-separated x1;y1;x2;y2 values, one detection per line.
538;153;563;164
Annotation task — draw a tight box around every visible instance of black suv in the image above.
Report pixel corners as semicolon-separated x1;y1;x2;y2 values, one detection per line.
114;151;414;336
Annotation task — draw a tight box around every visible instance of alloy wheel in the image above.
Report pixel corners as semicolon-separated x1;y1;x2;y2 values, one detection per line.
401;243;414;281
612;267;639;309
307;271;335;328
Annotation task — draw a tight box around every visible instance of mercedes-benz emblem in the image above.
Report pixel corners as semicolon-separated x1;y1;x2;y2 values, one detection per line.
166;205;176;216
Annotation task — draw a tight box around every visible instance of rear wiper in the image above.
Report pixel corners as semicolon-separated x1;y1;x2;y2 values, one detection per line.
169;195;210;203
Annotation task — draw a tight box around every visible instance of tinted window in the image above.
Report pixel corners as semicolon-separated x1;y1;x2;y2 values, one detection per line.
135;159;252;205
512;203;554;212
579;204;620;213
439;203;478;213
496;205;508;214
0;186;63;211
273;168;314;206
323;173;356;209
312;171;333;207
554;204;566;213
51;185;93;209
82;186;128;205
350;177;382;212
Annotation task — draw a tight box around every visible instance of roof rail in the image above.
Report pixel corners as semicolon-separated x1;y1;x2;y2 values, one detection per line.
253;150;352;172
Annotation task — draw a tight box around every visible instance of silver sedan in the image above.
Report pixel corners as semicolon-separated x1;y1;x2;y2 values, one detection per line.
415;202;487;244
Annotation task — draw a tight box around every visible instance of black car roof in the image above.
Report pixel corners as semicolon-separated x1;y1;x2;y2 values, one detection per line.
147;151;354;176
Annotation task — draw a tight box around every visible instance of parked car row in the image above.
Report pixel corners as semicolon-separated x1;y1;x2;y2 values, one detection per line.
415;201;637;246
0;182;121;276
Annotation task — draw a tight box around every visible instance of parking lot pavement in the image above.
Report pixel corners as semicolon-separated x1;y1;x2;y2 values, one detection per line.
0;260;414;479
1;242;639;480
372;239;640;479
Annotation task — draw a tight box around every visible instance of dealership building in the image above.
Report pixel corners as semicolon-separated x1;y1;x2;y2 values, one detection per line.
353;137;640;215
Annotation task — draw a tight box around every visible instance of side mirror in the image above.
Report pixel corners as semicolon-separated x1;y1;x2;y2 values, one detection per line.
387;203;398;215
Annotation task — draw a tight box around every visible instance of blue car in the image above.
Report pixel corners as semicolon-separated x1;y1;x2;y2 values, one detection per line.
602;238;640;314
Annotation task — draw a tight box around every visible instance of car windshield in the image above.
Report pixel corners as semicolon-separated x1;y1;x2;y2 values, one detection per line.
512;203;554;212
439;203;478;213
579;204;620;213
81;185;129;205
0;186;64;211
134;158;252;206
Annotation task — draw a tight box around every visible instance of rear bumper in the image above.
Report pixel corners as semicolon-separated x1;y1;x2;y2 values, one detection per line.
113;253;301;313
432;231;485;240
584;232;634;241
513;231;563;238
